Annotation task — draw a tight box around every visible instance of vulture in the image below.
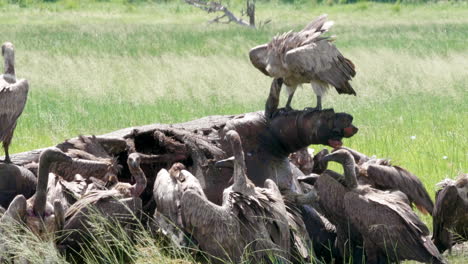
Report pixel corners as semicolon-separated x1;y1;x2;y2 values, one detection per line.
0;148;71;239
339;146;434;215
152;162;194;248
322;150;445;264
432;174;468;253
178;130;291;263
249;15;356;111
59;153;147;251
0;42;29;163
290;151;364;262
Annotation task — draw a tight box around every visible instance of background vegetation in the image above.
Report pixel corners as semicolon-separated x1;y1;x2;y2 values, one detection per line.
0;0;466;263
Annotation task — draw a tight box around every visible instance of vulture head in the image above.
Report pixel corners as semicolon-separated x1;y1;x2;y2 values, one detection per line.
1;42;15;82
127;153;147;198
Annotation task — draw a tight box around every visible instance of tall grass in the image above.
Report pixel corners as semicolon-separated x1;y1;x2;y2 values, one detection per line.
0;1;466;263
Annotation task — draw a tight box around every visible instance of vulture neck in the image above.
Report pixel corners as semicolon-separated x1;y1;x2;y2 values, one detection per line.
342;156;358;189
129;164;147;198
3;49;16;83
33;155;53;217
231;139;255;195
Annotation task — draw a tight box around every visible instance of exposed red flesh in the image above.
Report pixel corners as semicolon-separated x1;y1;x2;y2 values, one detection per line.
328;139;343;149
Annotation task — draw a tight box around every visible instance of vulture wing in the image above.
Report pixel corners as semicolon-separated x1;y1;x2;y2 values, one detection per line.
432;184;461;252
315;170;347;224
249;44;271;76
153;169;180;226
0;79;29;141
284;41;356;95
344;190;444;263
181;190;242;260
364;163;434;215
261;179;291;256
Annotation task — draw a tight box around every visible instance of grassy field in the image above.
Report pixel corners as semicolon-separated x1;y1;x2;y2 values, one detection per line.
0;0;467;263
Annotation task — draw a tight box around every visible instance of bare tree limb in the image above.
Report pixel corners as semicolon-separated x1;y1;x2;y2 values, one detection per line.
185;0;254;28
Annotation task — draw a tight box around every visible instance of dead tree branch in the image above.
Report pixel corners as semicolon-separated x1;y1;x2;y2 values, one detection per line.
185;0;256;28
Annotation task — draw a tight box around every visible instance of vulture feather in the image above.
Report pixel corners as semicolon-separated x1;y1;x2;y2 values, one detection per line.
249;14;356;110
323;150;446;264
432;174;468;253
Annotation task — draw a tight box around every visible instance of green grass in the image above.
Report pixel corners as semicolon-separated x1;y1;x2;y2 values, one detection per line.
0;1;467;263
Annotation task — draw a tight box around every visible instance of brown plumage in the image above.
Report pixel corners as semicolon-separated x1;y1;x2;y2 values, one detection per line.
60;153;146;252
152;162;195;248
1;148;71;239
339;146;434;215
0;162;37;209
249;15;356;110
46;149;126;212
323;150;445;264
53;135;122;181
432;174;468;253
291;148;363;261
0;42;29;163
64;153;146;219
179;130;291;263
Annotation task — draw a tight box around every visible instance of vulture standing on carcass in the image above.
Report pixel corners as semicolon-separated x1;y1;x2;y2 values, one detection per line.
60;153;147;251
249;15;356;110
432;174;468;253
177;130;292;263
337;147;434;215
322;150;446;264
0;42;29;163
0;148;71;239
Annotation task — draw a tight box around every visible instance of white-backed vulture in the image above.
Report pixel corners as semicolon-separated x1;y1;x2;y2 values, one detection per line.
249;15;356;110
289;151;364;262
152;163;192;248
0;148;71;239
432;174;468;253
323;150;446;264
338;146;434;215
179;130;291;263
0;42;29;163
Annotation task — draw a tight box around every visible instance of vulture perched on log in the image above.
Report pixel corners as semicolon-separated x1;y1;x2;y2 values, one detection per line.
0;42;29;163
249;15;356;110
432;174;468;253
322;150;446;264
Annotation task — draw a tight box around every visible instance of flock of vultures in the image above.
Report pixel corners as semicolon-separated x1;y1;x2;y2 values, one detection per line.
0;15;467;264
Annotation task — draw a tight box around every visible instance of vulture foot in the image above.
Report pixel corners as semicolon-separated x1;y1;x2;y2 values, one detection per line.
305;95;323;111
1;157;11;164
